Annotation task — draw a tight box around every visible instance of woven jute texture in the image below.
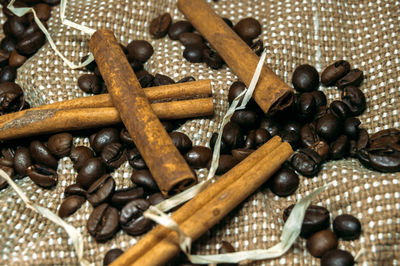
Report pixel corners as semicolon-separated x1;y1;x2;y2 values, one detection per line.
1;0;399;265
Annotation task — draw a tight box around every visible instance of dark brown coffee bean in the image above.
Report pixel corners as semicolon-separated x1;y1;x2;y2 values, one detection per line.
306;230;338;258
231;110;258;129
341;86;366;116
244;130;256;149
103;249;124;266
0;157;13;168
87;174;115;206
148;192;165;205
87;203;119;241
311;90;327;107
203;49;223;69
178;32;203;46
169;132;192;154
127;148;147;170
64;183;87;197
70;146;94;171
81;54;97;71
24;20;48;37
269;168;299;197
183;43;206;63
101;142;126;169
232;148;254;162
136;69;154;88
128;57;143;72
316;113;342;141
297;92;316;120
330;100;350;121
168;20;193;40
1;36;16;53
343;117;361;139
47;133;73;158
92;128;120;153
77;74;102;94
3;17;26;39
1;146;16;160
250;39;263;56
0;65;17;83
27;164;58;187
120;128;134;146
131;169;158;192
33;3;51;21
29;140;58;169
149;13;171;38
127;40;154;63
336;69;363;88
58;195;85;218
215;155;238;174
321;249;355;266
222;122;244;149
210;132;230;154
177;76;196;83
234;17;261;43
111;187;144;208
184;146;212;168
255;128;271;146
16;31;45;55
311;141;330;161
9;50;26;67
0;82;24;113
259;118;280;137
292;64;319;92
290;148;322;177
333;214;362;240
300;123;319;147
321;60;351;86
13;146;32;176
76;158;106;189
356;128;369;151
228;81;246;105
0;165;14;179
153;73;175;86
330;135;349;160
120;199;152;235
280;130;300;149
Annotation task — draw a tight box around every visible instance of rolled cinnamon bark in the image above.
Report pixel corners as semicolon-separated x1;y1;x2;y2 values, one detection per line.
177;0;294;115
0;98;214;141
89;29;196;196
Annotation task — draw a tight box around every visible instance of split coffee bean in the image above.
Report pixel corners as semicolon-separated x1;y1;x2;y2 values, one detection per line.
149;13;172;38
300;123;319;147
87;203;119;242
77;74;102;94
330;100;350;121
76;158;106;189
0;82;24;113
47;132;73;158
341;86;366;116
333;214;362;240
336;69;364;88
153;73;175;86
292;64;319;92
111;187;145;208
120;199;152;235
343;117;361;139
268;167;299;197
234;17;261;43
290;148;322;177
126;40;154;63
168;20;193;40
321;60;351;86
13;146;32;176
87;174;115;206
70;146;94;171
306;230;338;258
169;132;192;154
311;141;330;161
131;169;158;192
126;148;147;170
64;183;87;197
103;248;124;266
330;135;349;160
27;164;58;187
29;140;58;169
184;146;212;168
58;195;85;218
321;249;355;266
101;142;126;169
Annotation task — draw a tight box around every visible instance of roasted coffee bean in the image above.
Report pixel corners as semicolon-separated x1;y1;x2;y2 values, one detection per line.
1;146;16;160
120;199;152;235
306;230;338;258
330;100;350;121
16;31;45;55
127;40;153;63
255;128;271;146
0;81;24;113
231;110;258;129
168;20;193;40
259;118;280;137
169;132;192;154
103;249;124;266
250;39;263;56
0;164;14;178
368;148;400;173
222;17;233;28
0;65;16;83
183;43;206;63
311;90;327;107
283;121;302;134
24;20;48;37
330;135;349;160
81;54;97;71
13;146;32;176
149;13;172;38
356;128;369;151
70;146;94;171
0;170;11;190
348;140;358;158
280;130;300;149
321;60;351;86
234;17;261;43
0;157;13;168
321;249;355;266
215;155;238;174
64;183;87;197
0;49;10;68
58;195;85;218
111;187;144;208
87;203;119;241
178;32;203;46
27;164;58;187
76;158;106;189
177;76;196;83
9;50;26;67
343;117;361;139
1;36;16;53
311;141;330;161
203;49;223;69
128;57;144;72
269;168;299;197
127;148;147;170
292;64;319;92
232;148;254;162
297;92;316;120
148;192;165;205
77;74;102;94
87;174;115;206
131;169;158;192
336;69;363;88
184;146;212;168
120;128;134;146
283;204;330;238
369;128;400;145
47;132;73;158
333;214;362;240
300;123;319;147
29;140;58;169
136;69;154;88
244;130;256;149
92;128;120;153
341;86;366;116
3;16;26;39
101;142;126;169
316;113;342;141
222;122;244;149
290;148;322;177
210;132;231;154
33;3;51;21
228;81;246;105
153;73;175;86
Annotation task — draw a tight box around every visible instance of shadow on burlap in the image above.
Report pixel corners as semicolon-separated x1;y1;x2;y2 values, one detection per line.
0;0;399;265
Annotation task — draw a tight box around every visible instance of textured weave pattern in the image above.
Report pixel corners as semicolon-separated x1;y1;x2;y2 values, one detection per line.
1;0;399;265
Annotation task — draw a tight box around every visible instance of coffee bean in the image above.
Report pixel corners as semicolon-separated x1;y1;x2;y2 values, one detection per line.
24;20;47;37
330;135;349;160
149;13;172;38
127;40;153;63
120;199;152;235
47;133;73;158
9;50;26;67
330;100;350;121
87;174;115;206
3;17;26;39
128;57;144;72
13;146;32;176
244;130;256;149
168;20;193;40
153;73;175;86
255;128;271;146
222;122;244;149
297;92;316;120
127;148;147;170
250;39;263;56
231;110;258;129
29;140;58;169
280;130;300;149
269;168;299;197
0;169;11;190
356;128;369;151
70;146;94;171
232;148;254;162
228;81;246;105
369;147;400;172
76;158;106;189
0;157;13;168
136;69;154;88
311;141;330;161
183;43;206;63
178;32;203;46
103;249;124;266
16;31;45;55
343;117;361;140
81;55;97;71
111;187;144;208
92;128;120;153
290;148;322;177
177;76;196;83
0;65;16;83
333;214;362;240
210;132;230;154
1;36;16;53
259;118;280;137
321;249;355;266
300;123;319;147
58;195;85;218
316;113;342;141
27;164;58;187
148;192;165;205
120;128;134;146
184;146;212;168
306;230;338;258
64;183;87;197
78;74;102;94
311;90;327;107
203;49;223;69
33;3;51;21
341;86;366;116
131;169;158;192
1;146;16;160
292;64;319;92
222;18;233;28
87;203;119;241
234;17;261;43
321;60;351;86
0;82;24;113
215;155;238;174
336;69;363;88
169;132;192;154
101;142;126;169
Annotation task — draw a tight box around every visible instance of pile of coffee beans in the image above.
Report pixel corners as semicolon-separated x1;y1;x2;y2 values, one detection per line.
284;204;361;265
149;13;263;70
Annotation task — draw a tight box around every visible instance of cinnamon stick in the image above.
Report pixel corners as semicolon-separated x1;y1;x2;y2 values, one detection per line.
89;29;196;196
0;98;214;141
177;0;293;115
113;137;293;266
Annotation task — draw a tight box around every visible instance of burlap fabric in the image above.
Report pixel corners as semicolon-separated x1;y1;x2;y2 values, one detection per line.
0;0;399;265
